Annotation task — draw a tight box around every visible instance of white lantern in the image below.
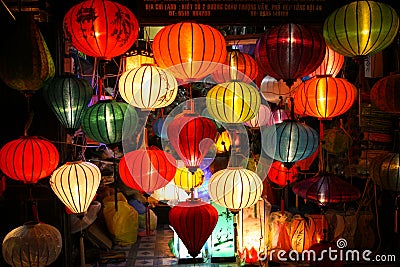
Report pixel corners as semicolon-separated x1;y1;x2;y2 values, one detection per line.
260;75;301;104
244;104;273;129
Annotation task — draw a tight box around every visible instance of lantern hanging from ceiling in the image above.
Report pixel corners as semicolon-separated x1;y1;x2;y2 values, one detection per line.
323;127;353;154
308;45;345;78
124;40;155;71
370;152;400;192
174;166;204;193
255;23;326;88
323;1;399;58
2;222;62;267
244;104;273;129
0;136;59;184
267;161;299;188
152;22;227;81
118;64;178;110
296;146;319;171
206;81;261;124
169;198;218;258
63;0;139;60
260;76;302;104
50;161;101;214
212;49;259;83
370;73;400;114
167;113;217;172
0;14;54;93
215;130;231;154
208;167;263;213
43;75;93;132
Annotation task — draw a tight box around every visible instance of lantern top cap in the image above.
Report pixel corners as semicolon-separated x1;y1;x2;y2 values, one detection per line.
65;160;83;165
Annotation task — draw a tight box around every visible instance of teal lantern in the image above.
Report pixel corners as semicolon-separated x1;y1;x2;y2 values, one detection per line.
43;75;93;133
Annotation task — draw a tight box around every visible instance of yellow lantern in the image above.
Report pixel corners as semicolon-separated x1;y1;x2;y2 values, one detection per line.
174;167;204;192
215;130;231;154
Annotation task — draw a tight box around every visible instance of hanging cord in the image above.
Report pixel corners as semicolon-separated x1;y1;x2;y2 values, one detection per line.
318;120;325;174
373;183;382;252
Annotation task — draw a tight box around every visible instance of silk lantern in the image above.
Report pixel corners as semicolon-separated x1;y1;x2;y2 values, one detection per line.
0;136;59;184
244;104;273;129
50;161;101;215
260;76;302;104
370;152;400;192
152;22;227;81
323;1;399;58
169;198;218;258
215;130;231;154
272;108;290;124
43;75;93;132
63;0;139;60
206;81;261;124
267;161;299;187
370;73;400;114
308;45;345;78
323;127;352;154
255;23;326;88
118;64;178;110
174;167;204;193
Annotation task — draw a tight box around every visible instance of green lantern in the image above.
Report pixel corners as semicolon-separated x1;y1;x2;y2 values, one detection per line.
323;1;399;58
43;75;93;133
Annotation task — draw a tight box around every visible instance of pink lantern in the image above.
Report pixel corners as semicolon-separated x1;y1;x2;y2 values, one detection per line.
244;104;273;129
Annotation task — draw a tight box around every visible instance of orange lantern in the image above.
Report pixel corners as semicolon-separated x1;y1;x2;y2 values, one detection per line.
308;45;344;78
267;161;299;188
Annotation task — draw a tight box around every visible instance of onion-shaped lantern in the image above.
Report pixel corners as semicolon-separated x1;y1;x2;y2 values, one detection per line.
63;0;139;60
308;45;345;78
50;161;101;214
169;199;218;258
244;104;273;129
208;167;263;213
215;130;231;154
267;161;299;187
174;166;204;193
118;64;178;109
43;75;93;132
370;73;400;114
370;152;400;192
206;81;261;124
152;22;227;81
212;49;259;83
0;136;59;184
260;76;302;104
323;1;399;58
2;222;62;267
255;23;326;88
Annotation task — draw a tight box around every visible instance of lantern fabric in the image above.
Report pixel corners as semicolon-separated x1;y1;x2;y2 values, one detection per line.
208;167;263;213
169;198;218;258
255;23;326;88
2;222;62;267
370;73;400;114
296;146;319;171
212;49;259;83
323;1;399;58
323;127;352;154
370;152;400;192
63;0;139;60
206;81;261;124
215;130;231;154
43;75;93;132
244;104;273;129
174;167;204;192
267;161;299;187
152;22;227;81
167;113;217;172
119;147;176;194
50;161;101;214
118;64;178;109
0;136;59;184
308;45;345;78
272;108;290;124
260;76;302;104
153;116;173;139
293;76;357;120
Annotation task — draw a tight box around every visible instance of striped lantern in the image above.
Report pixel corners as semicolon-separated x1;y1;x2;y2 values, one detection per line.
267;161;299;188
370;73;400;114
244;104;273;129
308;45;345;78
370;152;400;192
260;76;302;104
174;166;204;192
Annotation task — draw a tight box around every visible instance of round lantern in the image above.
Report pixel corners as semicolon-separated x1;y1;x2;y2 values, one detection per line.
272;108;290;124
370;73;400;114
215;130;231;154
206;81;261;124
212;49;259;83
50;161;101;214
118;64;178;109
293;76;357;119
0;136;59;184
152;22;227;81
174;167;204;192
260;76;302;104
63;0;139;60
2;222;62;267
244;104;273;129
167;113;217;172
323;1;399;58
169;198;218;258
119;147;176;194
323;127;352;154
208;167;263;213
43;75;93;132
267;161;299;187
308;45;345;78
255;23;326;88
370;152;400;192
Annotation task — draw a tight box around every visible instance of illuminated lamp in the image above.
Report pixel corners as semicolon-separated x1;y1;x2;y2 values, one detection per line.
370;73;400;114
267;161;299;188
174;166;204;193
260;76;302;104
215;130;231;154
244;104;273;129
370;152;400;192
308;45;344;78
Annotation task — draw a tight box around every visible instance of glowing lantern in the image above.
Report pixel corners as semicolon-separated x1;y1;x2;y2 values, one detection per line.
174;166;204;193
244;104;273;129
370;152;400;192
272;108;290;124
370;73;400;114
308;45;345;78
0;136;59;184
215;130;231;154
152;22;227;81
206;81;261;124
50;161;101;214
267;161;299;187
238;247;259;265
118;64;178;110
260;76;302;104
63;0;139;60
208;167;263;213
323;1;399;58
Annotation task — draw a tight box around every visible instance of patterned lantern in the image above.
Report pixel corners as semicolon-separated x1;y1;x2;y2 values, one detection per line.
323;127;353;154
260;76;302;104
370;73;400;114
208;167;263;213
212;49;259;83
206;81;261;124
215;130;231;154
370;152;400;192
244;104;273;129
174;166;204;192
308;45;345;78
323;1;399;58
255;23;326;88
2;222;62;267
118;64;178;110
267;161;299;187
0;136;59;184
50;161;101;214
63;0;139;60
152;22;227;81
43;75;93;132
169;198;218;258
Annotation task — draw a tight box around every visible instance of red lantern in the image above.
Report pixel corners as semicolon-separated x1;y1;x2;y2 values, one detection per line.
267;161;299;187
370;73;400;114
63;0;139;60
167;113;217;172
255;23;326;88
0;136;59;184
169;198;218;258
